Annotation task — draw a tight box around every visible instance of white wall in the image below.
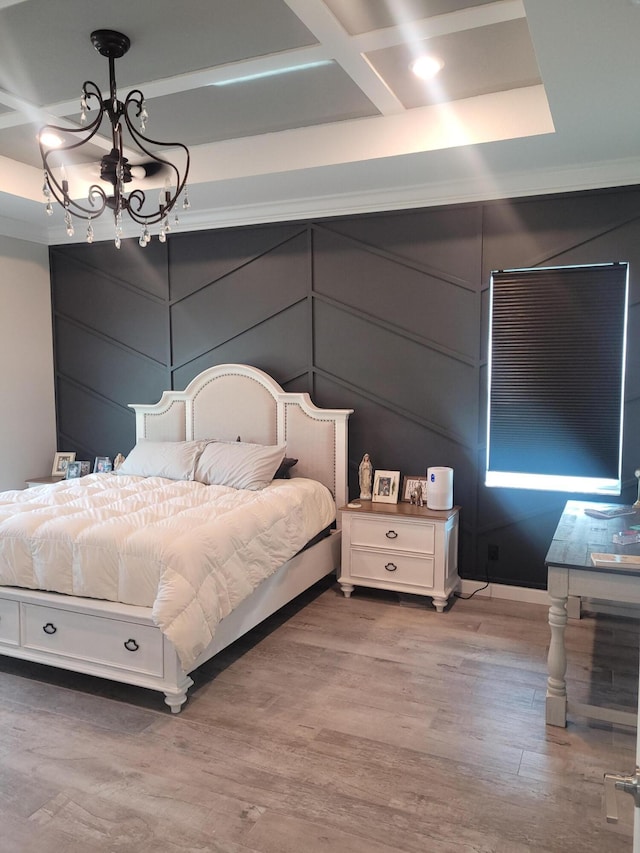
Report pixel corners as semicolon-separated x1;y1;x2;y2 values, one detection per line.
0;236;56;490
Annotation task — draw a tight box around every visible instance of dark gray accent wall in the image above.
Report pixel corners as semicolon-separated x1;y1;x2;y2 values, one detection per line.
50;186;640;589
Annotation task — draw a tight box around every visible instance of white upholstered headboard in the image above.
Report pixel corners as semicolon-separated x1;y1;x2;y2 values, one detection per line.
129;364;353;507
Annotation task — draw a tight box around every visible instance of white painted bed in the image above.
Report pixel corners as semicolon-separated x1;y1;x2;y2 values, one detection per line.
0;364;352;712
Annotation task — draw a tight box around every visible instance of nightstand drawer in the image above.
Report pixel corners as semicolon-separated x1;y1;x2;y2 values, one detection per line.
350;516;435;554
0;598;19;645
350;548;434;588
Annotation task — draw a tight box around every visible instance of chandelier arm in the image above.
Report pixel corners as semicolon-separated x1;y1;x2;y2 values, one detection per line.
81;80;105;109
40;111;106;161
122;91;190;194
123;116;190;212
44;177;109;221
40;107;110;219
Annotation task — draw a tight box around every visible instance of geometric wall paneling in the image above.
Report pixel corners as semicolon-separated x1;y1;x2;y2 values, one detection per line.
169;223;308;302
313;300;478;448
474;509;562;588
321;205;483;286
52;237;169;300
312;226;478;359
542;217;640;293
312;373;474;578
56;377;136;461
50;249;169;365
341;383;470;494
54;317;169;411
481;187;640;278
171;300;310;391
49;184;640;590
170;231;310;367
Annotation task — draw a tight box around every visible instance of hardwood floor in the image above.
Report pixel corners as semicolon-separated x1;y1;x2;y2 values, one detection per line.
0;578;636;852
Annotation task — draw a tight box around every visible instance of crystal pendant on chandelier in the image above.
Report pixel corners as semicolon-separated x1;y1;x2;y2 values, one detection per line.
38;28;190;248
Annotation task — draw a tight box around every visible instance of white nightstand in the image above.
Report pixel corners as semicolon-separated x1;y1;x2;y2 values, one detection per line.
338;501;460;612
25;475;64;488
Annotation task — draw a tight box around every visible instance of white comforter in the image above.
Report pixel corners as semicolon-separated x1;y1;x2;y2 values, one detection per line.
0;474;335;669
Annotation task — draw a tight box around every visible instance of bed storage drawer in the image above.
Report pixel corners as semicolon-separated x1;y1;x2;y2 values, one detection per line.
0;598;19;646
21;604;164;676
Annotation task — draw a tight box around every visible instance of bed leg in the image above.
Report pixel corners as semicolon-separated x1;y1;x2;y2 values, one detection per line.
163;675;194;713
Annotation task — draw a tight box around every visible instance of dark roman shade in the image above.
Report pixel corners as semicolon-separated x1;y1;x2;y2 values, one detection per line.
486;262;629;495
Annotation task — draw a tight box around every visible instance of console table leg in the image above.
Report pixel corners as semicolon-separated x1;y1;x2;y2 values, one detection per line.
546;594;568;727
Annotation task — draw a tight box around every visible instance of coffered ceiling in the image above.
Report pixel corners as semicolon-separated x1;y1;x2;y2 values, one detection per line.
0;0;639;244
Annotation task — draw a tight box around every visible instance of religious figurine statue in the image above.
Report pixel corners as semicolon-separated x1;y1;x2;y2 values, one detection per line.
359;453;373;500
113;452;126;472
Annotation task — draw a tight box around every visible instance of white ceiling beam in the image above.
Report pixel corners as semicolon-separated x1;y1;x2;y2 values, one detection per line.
282;0;406;115
353;0;526;51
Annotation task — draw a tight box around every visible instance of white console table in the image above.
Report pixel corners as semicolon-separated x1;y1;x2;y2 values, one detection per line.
546;500;640;728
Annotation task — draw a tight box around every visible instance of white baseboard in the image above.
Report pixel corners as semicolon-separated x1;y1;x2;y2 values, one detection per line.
458;580;640;620
459;579;549;606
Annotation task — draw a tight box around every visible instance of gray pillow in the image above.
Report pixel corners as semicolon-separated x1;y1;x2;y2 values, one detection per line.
194;441;286;490
117;440;207;480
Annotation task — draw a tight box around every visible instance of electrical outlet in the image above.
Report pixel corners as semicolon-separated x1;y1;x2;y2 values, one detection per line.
488;543;499;561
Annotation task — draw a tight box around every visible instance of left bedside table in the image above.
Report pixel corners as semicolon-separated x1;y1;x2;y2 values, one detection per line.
25;475;64;489
338;500;460;612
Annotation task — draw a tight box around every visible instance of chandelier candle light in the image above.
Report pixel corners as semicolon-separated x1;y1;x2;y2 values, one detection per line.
39;30;190;248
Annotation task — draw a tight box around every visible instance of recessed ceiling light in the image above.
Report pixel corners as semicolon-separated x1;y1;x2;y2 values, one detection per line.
410;55;444;81
39;131;64;148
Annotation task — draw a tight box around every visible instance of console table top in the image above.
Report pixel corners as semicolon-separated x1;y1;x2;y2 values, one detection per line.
545;499;640;572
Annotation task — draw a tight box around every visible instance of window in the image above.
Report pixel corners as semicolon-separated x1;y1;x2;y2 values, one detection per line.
486;262;628;494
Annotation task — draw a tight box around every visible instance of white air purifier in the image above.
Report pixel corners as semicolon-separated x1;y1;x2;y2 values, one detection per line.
427;467;453;510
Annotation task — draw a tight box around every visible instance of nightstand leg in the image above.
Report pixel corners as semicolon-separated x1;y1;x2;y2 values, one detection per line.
339;582;354;598
432;596;447;613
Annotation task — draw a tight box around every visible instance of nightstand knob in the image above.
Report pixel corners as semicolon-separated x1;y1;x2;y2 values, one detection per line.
385;530;398;539
385;562;398;572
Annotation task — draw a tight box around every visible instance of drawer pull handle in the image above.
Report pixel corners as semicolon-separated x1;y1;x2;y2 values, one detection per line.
385;562;398;572
42;622;57;635
385;530;398;539
124;638;139;652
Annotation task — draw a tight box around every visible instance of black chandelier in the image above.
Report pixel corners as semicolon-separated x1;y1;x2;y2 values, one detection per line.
39;29;190;248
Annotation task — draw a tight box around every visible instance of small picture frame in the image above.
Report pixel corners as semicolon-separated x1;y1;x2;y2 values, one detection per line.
94;456;113;473
79;461;91;476
402;475;428;503
52;451;76;477
65;461;83;479
372;470;400;504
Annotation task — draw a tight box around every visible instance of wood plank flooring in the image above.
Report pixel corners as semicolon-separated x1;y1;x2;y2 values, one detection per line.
0;579;637;852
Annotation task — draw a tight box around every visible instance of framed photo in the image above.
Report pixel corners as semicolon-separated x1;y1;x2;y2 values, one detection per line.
65;461;83;479
52;451;76;477
94;456;113;473
402;475;428;503
372;470;400;504
79;461;91;476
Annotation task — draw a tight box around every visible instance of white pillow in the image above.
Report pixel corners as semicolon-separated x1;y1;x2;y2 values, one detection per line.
117;440;207;480
195;441;286;490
